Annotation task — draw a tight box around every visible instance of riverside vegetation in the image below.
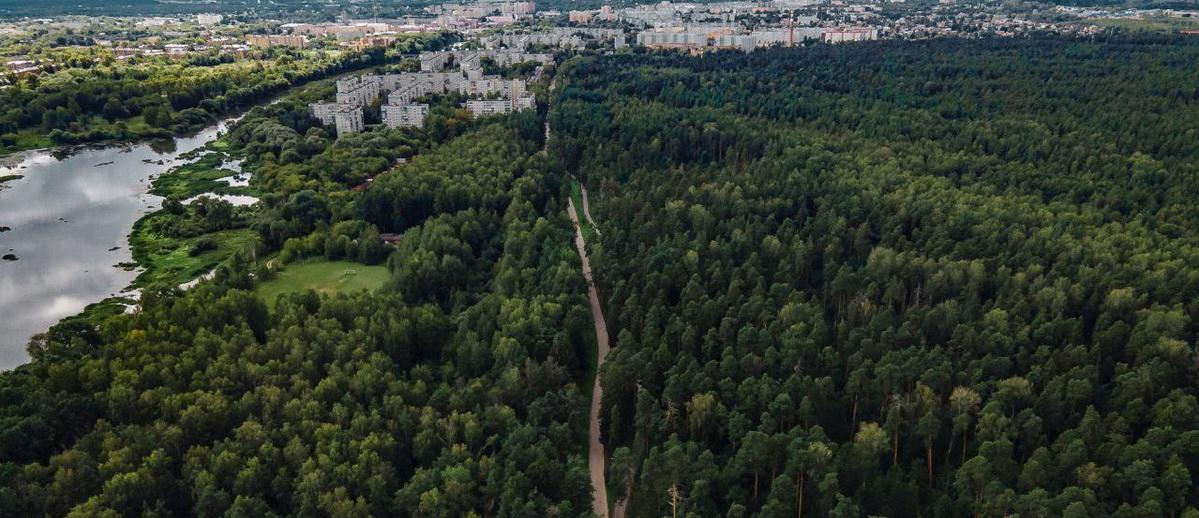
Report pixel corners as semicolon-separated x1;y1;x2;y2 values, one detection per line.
1;33;1199;516
0;33;456;156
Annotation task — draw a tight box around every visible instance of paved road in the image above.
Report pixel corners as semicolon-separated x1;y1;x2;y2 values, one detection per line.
568;196;612;518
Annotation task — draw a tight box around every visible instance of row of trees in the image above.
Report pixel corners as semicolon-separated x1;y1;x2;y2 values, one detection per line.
552;37;1199;516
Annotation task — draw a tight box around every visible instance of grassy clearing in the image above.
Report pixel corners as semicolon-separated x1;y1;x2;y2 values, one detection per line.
256;259;390;308
129;216;257;288
207;138;231;152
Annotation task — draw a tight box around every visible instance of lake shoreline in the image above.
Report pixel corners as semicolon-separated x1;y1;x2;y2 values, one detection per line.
0;115;245;368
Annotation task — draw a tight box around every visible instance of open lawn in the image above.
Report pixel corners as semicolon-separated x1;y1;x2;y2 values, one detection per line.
256;260;390;308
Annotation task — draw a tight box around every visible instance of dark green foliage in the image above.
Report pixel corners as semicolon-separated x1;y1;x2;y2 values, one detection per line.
7;29;1199;517
0;119;593;515
555;38;1199;516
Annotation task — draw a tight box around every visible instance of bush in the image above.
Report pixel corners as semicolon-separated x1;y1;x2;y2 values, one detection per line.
189;238;218;256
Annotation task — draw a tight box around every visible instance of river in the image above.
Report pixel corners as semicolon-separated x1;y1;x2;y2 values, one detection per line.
0;118;240;370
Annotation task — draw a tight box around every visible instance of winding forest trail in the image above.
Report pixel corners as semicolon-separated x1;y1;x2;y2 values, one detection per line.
548;70;623;518
568;195;613;518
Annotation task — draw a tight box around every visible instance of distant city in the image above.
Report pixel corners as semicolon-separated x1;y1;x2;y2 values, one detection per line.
8;0;1197;87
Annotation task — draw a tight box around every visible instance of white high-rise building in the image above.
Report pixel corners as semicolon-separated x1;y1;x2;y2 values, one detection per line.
513;94;536;112
821;28;878;43
335;106;364;135
309;102;339;125
419;51;450;72
336;76;381;107
462;93;536;119
463;99;513;118
382;103;430;128
508;79;527;99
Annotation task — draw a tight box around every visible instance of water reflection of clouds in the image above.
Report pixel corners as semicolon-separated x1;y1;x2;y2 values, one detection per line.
0;119;232;370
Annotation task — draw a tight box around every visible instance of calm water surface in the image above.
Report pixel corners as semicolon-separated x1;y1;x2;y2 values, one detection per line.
0;119;238;369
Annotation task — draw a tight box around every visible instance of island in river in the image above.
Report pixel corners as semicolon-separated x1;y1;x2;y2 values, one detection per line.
0;118;241;370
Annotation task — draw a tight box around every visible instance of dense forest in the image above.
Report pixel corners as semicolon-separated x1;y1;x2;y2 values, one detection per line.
551;37;1199;516
0;106;599;514
4;31;1199;517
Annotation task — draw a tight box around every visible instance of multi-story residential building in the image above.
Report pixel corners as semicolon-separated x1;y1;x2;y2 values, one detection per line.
339;35;401;51
245;34;307;49
420;51;450;72
513;94;536;112
463;93;536;118
712;34;756;52
309;102;339;125
457;52;481;71
335;106;365;135
485;50;553;66
336;76;381;107
463;99;514;118
388;88;415;105
508;79;528;99
637;30;708;47
380;74;407;93
821;28;878;43
382;103;430;128
569;5;618;24
457;78;504;96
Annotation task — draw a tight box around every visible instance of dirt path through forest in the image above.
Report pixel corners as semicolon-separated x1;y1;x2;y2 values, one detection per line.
580;184;601;236
568;195;612;518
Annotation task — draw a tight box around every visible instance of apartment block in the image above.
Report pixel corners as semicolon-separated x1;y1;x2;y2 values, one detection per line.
382;103;430;128
419;51;450;72
334;106;365;135
309;102;339;125
463;94;536;118
335;76;381;107
821;28;878;43
513;94;536;112
245;34;307;49
463;99;514;118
